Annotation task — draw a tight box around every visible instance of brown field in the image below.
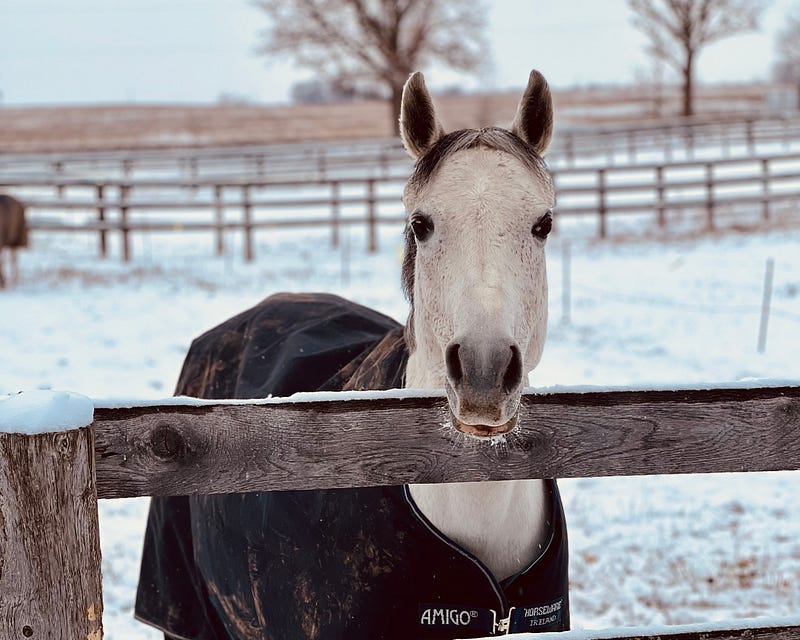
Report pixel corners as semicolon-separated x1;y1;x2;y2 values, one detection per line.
0;82;785;154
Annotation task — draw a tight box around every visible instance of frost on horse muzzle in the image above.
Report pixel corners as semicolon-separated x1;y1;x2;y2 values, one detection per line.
444;332;524;437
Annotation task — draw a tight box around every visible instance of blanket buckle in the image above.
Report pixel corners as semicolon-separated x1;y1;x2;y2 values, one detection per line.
494;607;515;635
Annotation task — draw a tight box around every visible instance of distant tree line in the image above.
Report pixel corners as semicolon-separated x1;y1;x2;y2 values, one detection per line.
253;0;799;123
628;0;769;117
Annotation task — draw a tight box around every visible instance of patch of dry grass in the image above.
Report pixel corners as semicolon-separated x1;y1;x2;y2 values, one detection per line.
0;82;778;154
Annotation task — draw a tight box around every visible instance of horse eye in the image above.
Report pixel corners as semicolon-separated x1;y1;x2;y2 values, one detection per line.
410;213;434;242
532;210;553;240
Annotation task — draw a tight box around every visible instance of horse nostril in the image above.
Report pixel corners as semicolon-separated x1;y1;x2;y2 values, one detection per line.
445;342;463;385
502;345;523;393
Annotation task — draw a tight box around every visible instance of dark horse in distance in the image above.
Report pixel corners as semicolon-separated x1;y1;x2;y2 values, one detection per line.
0;194;28;289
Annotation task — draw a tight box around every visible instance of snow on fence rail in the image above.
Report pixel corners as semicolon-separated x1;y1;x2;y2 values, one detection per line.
2;151;799;260
1;384;800;637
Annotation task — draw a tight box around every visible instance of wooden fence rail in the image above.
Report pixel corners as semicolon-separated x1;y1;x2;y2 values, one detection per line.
92;385;800;498
1;384;799;638
2;113;800;183
3;151;799;260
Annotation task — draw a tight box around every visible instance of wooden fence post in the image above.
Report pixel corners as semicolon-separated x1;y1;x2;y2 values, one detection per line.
757;257;775;353
96;184;107;258
379;151;389;178
54;161;64;198
214;185;225;257
331;181;340;249
561;240;571;325
665;131;673;163
655;165;666;228
189;157;198;185
684;126;694;160
367;179;378;253
784;117;791;151
627;130;636;164
705;163;715;231
761;158;770;221
0;398;103;639
720;122;730;157
565;134;574;168
242;185;254;262
597;169;607;239
119;184;131;262
317;149;327;181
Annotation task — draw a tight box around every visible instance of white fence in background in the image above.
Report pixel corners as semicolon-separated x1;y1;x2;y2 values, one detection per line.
1;151;798;260
2;113;800;184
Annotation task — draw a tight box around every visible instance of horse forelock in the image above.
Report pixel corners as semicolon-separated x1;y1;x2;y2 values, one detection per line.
400;127;552;353
408;127;549;191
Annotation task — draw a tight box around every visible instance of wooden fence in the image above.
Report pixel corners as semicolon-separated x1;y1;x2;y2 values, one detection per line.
1;384;800;638
555;114;800;169
2;113;799;183
2;151;799;260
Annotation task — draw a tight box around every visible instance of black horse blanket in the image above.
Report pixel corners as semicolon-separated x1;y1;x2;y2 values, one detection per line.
136;293;569;640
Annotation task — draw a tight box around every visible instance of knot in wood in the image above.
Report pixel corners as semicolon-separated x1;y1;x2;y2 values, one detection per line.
779;397;800;421
55;433;72;457
22;626;34;637
520;428;552;453
151;423;188;461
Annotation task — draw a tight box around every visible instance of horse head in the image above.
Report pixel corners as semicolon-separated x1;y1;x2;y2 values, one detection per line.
400;70;555;439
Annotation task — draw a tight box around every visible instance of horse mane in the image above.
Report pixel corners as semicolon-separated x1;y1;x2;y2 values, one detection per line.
401;127;550;351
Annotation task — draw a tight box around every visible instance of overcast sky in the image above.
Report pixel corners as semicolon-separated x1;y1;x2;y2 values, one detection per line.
0;0;796;106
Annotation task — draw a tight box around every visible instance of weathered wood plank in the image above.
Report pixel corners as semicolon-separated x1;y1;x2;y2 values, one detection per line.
627;625;800;640
0;426;104;638
92;386;800;499
503;621;800;640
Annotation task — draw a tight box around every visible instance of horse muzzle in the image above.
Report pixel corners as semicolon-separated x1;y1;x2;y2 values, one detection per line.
444;334;524;438
449;411;518;438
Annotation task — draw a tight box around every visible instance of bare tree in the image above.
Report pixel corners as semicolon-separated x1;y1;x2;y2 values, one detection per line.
254;0;488;133
773;4;800;109
629;0;768;116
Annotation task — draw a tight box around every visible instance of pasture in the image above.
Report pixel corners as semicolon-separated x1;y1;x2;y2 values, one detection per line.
1;215;799;637
0;82;782;154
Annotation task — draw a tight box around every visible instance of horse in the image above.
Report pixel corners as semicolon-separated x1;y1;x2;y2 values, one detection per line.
136;69;567;640
0;195;28;289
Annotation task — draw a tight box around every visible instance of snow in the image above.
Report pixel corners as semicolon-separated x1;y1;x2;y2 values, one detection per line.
1;202;799;638
501;615;800;640
92;378;800;410
93;387;447;409
0;390;93;434
529;379;800;393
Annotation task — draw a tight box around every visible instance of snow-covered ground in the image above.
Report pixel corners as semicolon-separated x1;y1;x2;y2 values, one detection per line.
1;212;799;638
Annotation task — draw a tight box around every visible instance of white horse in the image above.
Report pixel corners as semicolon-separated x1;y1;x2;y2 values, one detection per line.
400;69;556;582
137;68;563;640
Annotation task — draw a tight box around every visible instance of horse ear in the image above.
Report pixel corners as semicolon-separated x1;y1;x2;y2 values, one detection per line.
399;72;445;160
510;70;553;156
